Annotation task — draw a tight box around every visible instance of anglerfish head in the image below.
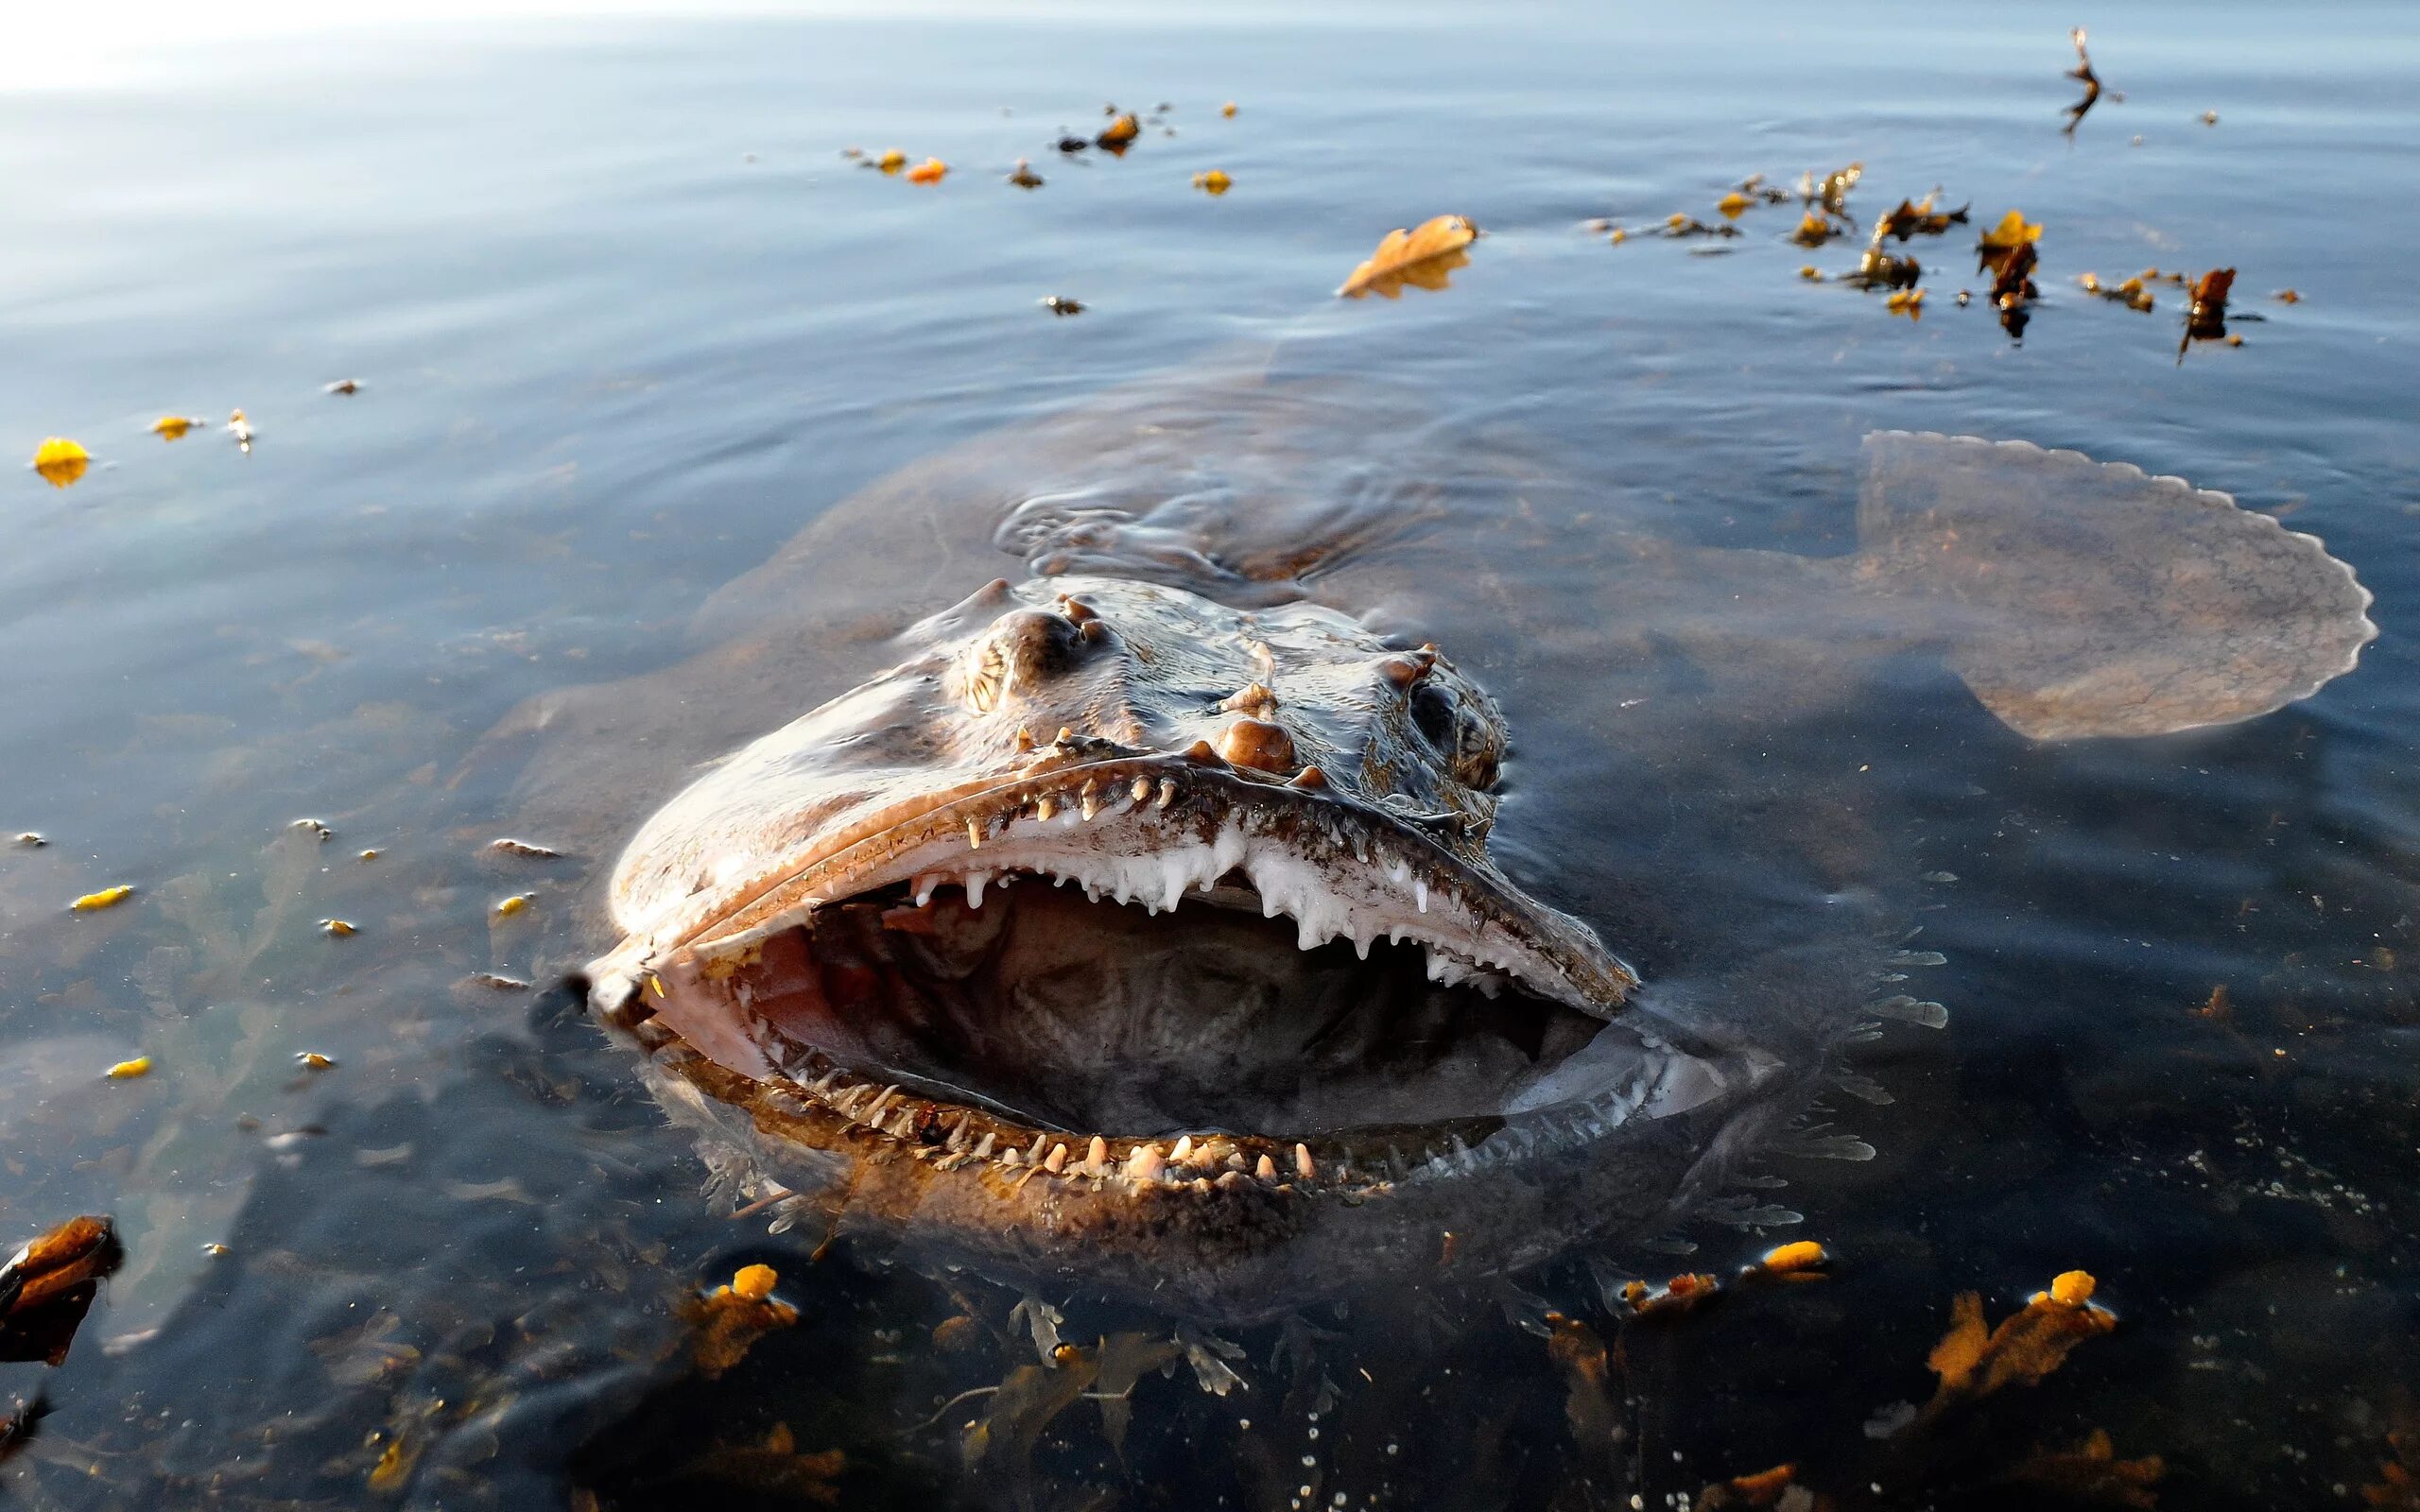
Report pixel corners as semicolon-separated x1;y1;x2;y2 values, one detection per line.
587;576;1781;1320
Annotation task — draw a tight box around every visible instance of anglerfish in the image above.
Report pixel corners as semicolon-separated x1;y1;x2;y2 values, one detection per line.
497;372;2372;1323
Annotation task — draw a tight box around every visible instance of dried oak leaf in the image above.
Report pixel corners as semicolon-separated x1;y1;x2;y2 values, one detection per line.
1336;215;1480;299
2008;1428;2165;1509
31;438;88;489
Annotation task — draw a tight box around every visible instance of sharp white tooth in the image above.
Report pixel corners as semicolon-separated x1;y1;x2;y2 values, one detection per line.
973;1131;996;1158
1127;1144;1167;1183
1080;782;1099;820
1294;1143;1316;1180
1156;778;1176;809
966;817;983;850
946;1112;971;1150
966;870;990;907
1352;930;1372;960
1044;1142;1069;1174
863;1086;899;1124
1132;777;1152;805
1391;859;1409;884
1297;914;1323;952
1414;878;1428;913
1082;1134;1108;1177
810;1069;841;1093
1255;1153;1278;1180
1172;1135;1194;1161
1027;1134;1048;1163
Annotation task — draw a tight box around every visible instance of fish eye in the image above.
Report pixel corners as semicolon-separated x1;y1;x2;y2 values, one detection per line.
1410;683;1500;790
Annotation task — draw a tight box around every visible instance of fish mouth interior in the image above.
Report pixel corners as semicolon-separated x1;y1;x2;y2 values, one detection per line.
759;872;1630;1140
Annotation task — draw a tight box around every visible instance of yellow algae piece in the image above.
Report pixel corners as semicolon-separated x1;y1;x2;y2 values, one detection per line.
1220;101;1237;117
70;885;134;912
2048;1269;2097;1306
876;147;906;174
1192;168;1232;196
731;1263;779;1301
1979;208;2043;249
105;1056;153;1079
296;1052;337;1071
150;416;199;440
1717;191;1751;219
904;157;947;183
32;438;90;488
495;893;531;917
1760;1240;1828;1274
320;918;357;936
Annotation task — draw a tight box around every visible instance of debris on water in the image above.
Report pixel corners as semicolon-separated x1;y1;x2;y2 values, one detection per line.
1789;212;1841;247
1886;288;1926;321
1717;190;1753;220
1697;1463;1800;1509
69;885;133;912
1741;1240;1829;1282
323;378;361;395
1053;134;1089;154
489;836;562;858
295;1051;337;1071
670;1422;846;1500
356;848;380;861
319;918;356;936
1;1215;120;1366
1040;295;1084;316
461;971;530;992
292;816;334;840
2063;27;2121;134
1910;1268;2117;1429
1664;213;1741;240
1801;161;1863;217
683;1263;800;1378
1221;101;1237;117
1097;112;1141;151
2080;271;2155;311
2273;287;2302;303
905;157;947;183
1617;1271;1722;1319
494;893;531;917
2179;266;2237;361
1007;158;1043;189
104;1056;151;1079
1191;168;1232;196
30;438;88;489
875;147;907;174
1337;214;1479;298
149;415;199;440
12;832;42;847
1846;245;1921;291
1874;192;1968;242
2008;1428;2165;1507
1798;265;1823;281
226;408;252;452
2201;110;2220;126
1977;209;2042;336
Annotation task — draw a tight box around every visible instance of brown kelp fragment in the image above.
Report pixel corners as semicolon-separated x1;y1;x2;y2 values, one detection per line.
2079;272;2155;312
2063;27;2122;134
1040;295;1084;316
1096;112;1140;152
2007;1428;2165;1508
1976;210;2043;336
1092;1332;1184;1460
489;836;562;858
1665;213;1742;240
1875;193;1969;242
1914;1269;2116;1427
2273;288;2302;303
1007;158;1043;189
682;1263;800;1378
675;1422;846;1503
1336;215;1480;299
962;1342;1100;1478
1886;288;1927;321
1847;245;1921;292
1791;212;1842;248
0;1216;120;1366
2179;267;2237;361
875;148;907;174
30;438;88;489
1543;1312;1621;1458
1801;161;1863;217
324;378;361;395
1699;1463;1802;1509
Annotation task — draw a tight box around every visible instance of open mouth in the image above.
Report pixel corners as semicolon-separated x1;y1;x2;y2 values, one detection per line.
593;748;1754;1202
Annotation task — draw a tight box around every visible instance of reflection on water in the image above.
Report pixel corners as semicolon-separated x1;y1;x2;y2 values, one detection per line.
3;3;2418;1507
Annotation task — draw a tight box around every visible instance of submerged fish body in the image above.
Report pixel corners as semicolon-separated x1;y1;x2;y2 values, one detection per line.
527;372;2372;1322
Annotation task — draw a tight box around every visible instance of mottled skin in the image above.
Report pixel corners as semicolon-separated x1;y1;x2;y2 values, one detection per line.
487;372;2371;1323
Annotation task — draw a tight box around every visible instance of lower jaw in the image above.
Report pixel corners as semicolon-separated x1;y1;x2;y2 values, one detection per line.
617;1013;1789;1324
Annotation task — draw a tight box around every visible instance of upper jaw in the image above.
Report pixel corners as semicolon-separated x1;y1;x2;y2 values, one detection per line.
593;741;1635;1025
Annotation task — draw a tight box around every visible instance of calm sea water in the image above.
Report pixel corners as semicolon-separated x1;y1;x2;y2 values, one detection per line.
4;4;2417;1507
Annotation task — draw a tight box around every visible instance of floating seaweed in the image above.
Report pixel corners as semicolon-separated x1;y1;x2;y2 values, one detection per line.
2063;27;2122;134
1336;215;1480;299
2179;266;2238;362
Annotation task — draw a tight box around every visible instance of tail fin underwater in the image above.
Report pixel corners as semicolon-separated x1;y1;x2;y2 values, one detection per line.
1855;431;2377;741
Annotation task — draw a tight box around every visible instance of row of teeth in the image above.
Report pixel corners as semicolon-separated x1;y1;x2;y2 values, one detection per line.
765;1058;1666;1197
891;800;1527;993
